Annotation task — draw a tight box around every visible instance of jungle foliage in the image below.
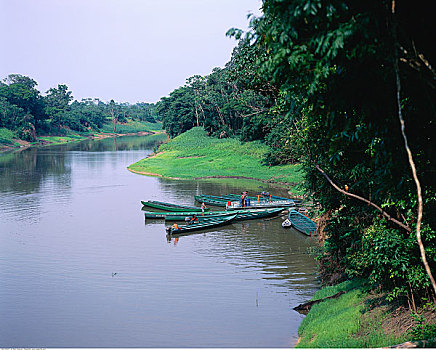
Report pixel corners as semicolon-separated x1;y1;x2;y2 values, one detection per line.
0;74;159;141
157;0;435;306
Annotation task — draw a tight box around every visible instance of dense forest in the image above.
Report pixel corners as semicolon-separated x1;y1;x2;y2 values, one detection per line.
1;0;434;315
0;74;159;142
157;0;436;309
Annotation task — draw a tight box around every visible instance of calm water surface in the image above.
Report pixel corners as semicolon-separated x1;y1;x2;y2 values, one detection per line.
0;135;319;348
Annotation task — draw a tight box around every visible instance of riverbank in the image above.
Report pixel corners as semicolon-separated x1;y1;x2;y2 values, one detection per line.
0;121;163;152
128;127;436;347
127;127;305;195
295;279;436;348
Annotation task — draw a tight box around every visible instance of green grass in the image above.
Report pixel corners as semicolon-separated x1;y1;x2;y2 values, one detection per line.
128;127;304;189
0;128;15;145
296;280;409;348
99;120;163;134
38;135;88;145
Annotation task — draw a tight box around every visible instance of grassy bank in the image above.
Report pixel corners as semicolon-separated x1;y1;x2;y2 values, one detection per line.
0;128;21;148
296;279;435;348
127;127;304;192
99;120;163;134
0;120;163;151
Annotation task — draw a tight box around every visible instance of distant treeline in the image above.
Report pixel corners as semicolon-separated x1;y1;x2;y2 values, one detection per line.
157;0;436;307
0;74;159;141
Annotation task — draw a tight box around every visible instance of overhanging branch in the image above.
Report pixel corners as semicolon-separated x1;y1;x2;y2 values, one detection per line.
315;164;411;232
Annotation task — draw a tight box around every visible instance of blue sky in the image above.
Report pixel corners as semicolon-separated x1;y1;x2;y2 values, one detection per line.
0;0;262;103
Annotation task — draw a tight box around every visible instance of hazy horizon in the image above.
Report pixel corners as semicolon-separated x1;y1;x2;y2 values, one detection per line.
0;0;262;104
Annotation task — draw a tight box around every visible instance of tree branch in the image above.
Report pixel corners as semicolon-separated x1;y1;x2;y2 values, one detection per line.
315;164;411;232
392;0;436;296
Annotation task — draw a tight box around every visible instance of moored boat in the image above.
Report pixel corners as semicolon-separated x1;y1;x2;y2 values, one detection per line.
194;195;228;207
141;200;209;212
226;200;295;210
288;209;317;236
144;207;285;221
166;214;237;235
195;193;296;206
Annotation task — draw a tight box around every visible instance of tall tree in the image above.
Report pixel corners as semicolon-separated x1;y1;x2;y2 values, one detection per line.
45;84;73;131
108;99;121;133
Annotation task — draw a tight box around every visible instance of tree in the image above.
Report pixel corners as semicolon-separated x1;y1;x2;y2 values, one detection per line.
108;99;121;133
0;74;46;131
45;84;73;131
248;0;435;301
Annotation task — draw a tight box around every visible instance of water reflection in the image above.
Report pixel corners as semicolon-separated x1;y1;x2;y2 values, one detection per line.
0;133;318;348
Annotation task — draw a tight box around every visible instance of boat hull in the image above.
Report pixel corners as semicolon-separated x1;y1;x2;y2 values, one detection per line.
141;200;208;212
145;208;285;221
288;209;317;236
226;200;295;210
167;214;237;235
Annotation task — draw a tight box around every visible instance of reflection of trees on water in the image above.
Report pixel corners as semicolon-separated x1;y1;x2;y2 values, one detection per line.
0;147;71;195
0;147;72;222
157;178;319;296
65;134;167;152
209;221;318;293
0;134;166;222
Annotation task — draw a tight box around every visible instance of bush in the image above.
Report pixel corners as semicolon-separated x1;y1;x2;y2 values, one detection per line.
345;218;436;304
0;128;15;144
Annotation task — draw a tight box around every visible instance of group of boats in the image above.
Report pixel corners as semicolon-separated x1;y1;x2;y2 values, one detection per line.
141;193;317;237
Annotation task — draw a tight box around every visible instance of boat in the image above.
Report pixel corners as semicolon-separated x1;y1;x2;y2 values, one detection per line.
144;207;285;221
141;200;209;212
226;199;295;210
195;193;296;206
231;207;285;220
228;193;293;202
194;195;227;207
288;209;317;236
166;214;237;235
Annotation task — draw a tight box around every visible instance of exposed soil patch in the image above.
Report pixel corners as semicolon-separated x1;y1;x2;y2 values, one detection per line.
1;131;158;153
127;168;163;177
92;131;154;139
146;151;164;159
355;292;436;342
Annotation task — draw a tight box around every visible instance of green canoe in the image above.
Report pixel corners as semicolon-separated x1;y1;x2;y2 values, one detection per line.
288;209;317;236
226;200;295;210
195;194;296;208
194;195;228;207
166;214;237;235
144;207;285;221
141;200;209;212
195;194;285;205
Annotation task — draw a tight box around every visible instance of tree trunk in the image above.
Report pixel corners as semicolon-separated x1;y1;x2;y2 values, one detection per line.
391;0;436;297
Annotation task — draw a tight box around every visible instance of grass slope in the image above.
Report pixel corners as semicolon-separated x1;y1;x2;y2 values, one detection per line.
1;120;163;151
296;280;410;348
99;120;163;134
128;127;304;187
0;128;20;147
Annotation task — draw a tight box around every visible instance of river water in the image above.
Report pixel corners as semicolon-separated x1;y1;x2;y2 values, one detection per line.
0;135;319;348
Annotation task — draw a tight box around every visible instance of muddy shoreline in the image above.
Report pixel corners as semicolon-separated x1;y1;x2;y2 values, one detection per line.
0;131;157;153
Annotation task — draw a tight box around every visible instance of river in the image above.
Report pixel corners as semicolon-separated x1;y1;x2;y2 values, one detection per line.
0;134;319;348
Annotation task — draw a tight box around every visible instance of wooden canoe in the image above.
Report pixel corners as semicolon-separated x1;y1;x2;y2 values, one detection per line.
226;200;295;210
194;195;228;207
288;209;317;236
166;214;237;235
195;193;295;206
141;200;209;212
144;207;285;221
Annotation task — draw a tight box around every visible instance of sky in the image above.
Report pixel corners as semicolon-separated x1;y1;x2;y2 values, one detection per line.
0;0;262;104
